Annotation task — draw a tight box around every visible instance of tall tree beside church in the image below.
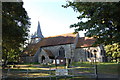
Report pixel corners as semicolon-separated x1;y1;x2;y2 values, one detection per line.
62;2;120;61
2;2;30;65
62;2;120;45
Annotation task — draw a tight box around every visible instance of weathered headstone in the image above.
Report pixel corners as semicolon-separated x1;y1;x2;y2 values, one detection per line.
56;69;68;76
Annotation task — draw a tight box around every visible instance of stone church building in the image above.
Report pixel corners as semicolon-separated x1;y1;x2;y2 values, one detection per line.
21;21;106;64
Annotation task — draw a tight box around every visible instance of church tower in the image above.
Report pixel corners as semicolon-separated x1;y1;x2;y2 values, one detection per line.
31;21;44;44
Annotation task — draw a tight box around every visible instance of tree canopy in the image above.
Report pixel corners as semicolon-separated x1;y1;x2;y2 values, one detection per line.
63;2;120;45
2;2;30;64
105;43;120;62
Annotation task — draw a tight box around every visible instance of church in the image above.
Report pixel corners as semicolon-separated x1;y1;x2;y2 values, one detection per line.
20;21;106;64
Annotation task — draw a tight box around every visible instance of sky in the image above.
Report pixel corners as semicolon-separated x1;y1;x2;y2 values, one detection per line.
23;0;86;37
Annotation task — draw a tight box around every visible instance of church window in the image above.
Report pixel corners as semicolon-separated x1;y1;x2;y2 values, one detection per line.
87;51;90;58
59;47;65;57
90;50;93;57
87;51;93;58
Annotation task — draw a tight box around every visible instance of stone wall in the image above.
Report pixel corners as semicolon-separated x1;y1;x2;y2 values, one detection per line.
28;43;107;64
78;46;106;62
74;48;86;62
42;44;75;58
20;56;34;63
37;44;106;63
34;48;41;62
38;44;75;63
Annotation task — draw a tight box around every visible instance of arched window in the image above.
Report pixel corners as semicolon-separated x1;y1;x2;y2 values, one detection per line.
59;47;65;57
87;51;93;58
87;51;90;58
90;50;93;57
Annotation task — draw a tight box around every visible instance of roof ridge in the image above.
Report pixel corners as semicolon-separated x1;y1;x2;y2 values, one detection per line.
45;32;77;38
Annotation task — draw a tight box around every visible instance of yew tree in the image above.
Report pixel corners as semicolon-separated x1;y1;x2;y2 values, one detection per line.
2;2;30;65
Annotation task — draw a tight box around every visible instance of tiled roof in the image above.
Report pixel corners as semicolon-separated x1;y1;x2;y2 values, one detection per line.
22;33;96;57
22;33;77;56
76;37;96;48
39;37;75;47
36;33;77;47
43;49;55;59
22;44;40;56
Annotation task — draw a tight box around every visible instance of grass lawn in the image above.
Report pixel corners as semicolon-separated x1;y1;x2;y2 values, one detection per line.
97;62;119;75
6;62;119;73
3;62;119;78
71;62;119;75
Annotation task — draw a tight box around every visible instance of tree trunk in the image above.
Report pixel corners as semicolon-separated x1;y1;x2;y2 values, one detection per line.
3;59;8;68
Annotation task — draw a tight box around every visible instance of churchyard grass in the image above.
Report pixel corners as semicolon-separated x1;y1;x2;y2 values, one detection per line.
97;62;119;75
2;62;119;79
71;62;119;75
5;62;119;73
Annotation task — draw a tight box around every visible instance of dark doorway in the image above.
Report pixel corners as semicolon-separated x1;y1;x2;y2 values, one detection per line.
41;56;45;63
68;59;71;64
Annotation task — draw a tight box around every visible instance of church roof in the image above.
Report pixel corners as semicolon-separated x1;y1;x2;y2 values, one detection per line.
38;33;77;47
22;33;77;56
22;44;39;56
22;33;96;56
48;33;77;38
43;49;55;59
76;37;96;48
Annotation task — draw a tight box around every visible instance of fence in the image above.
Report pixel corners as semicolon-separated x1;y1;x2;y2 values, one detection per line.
2;65;97;79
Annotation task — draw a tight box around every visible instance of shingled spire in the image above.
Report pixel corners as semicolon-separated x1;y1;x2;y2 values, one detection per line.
37;21;44;38
31;21;44;44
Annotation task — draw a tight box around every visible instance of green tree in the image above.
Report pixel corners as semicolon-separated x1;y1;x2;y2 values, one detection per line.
62;2;120;45
105;43;120;62
2;2;30;65
63;2;120;62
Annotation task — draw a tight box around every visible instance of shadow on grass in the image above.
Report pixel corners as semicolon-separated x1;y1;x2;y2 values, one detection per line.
2;77;119;80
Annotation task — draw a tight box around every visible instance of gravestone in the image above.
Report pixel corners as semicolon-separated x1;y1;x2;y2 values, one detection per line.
56;69;68;76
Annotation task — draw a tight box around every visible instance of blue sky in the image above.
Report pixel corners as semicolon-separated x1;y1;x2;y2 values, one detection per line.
23;0;86;37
